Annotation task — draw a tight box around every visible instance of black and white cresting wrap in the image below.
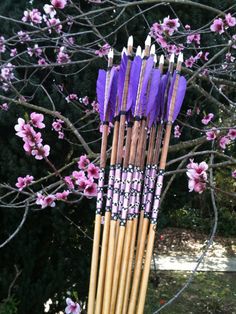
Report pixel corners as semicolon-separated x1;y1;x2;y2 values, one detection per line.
150;168;164;224
111;163;122;220
96;167;106;214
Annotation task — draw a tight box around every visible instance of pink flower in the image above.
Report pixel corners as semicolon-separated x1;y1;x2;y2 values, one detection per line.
195;51;209;61
31;144;50;160
0;36;6;53
87;163;99;179
16;175;34;191
95;43;110;57
186;109;192;116
84;182;97;198
162;16;180;36
10;48;17;57
185;56;195;68
91;101;99;112
51;0;67;9
185;24;191;30
232;170;236;179
57;48;70;63
219;136;230;149
0;103;9;111
38;58;48;66
65;94;78;103
82;96;89;106
188;178;206;194
186;159;208;194
174;125;181;138
77;178;92;190
72;170;86;182
210;18;224;34
47;18;62;33
27;44;42;57
228;128;236;140
17;31;30;43
30;112;45;129
36;193;56;209
78;155;90;169
22;9;42;24
43;4;56;17
150;23;163;38
14;118;27;137
58;131;64;139
187;33;201;45
55;190;70;200
201;113;214;125
64;176;75;189
155;34;168;48
1;63;14;81
225;13;236;27
225;52;235;63
52;119;64;131
65;298;81;314
206;128;219;141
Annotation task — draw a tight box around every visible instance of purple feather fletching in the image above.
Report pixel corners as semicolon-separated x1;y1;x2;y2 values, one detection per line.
108;68;118;121
118;53;128;111
138;56;154;116
96;69;106;122
127;55;142;115
146;68;161;118
165;71;187;122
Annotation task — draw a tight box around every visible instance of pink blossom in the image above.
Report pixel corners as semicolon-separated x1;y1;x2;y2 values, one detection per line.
0;36;6;53
195;51;209;61
27;44;42;57
38;58;48;66
162;16;180;36
185;56;195;68
95;43;110;57
30;112;45;129
166;44;177;54
57;48;70;63
225;52;235;63
185;24;191;30
47;18;62;33
17;31;30;43
228;128;236;140
31;144;50;160
72;170;86;181
188;178;206;194
22;9;42;24
91;100;99;112
187;33;201;45
155;34;168;48
225;13;236;27
64;176;74;189
65;94;78;103
201;113;214;125
206;128;219;141
16;175;34;190
43;4;56;17
219;136;230;149
150;23;163;38
77;178;92;190
232;170;236;179
58;131;64;139
174;125;181;138
82;96;89;105
14;118;27;137
186;159;208;194
78;155;90;169
10;48;17;57
210;18;224;34
87;163;99;179
55;190;70;200
52;119;64;131
65;298;81;314
51;0;67;9
84;182;97;198
0;103;9;111
1;63;14;81
186;109;192;116
36;193;56;209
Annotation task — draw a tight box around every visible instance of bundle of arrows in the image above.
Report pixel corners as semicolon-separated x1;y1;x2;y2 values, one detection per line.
87;35;187;314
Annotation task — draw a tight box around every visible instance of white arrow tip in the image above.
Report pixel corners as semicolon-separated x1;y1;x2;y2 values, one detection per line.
170;53;175;63
108;49;114;59
136;46;142;56
154;54;157;64
128;35;133;47
159;54;164;64
145;35;151;47
178;52;184;62
122;47;127;57
150;44;155;55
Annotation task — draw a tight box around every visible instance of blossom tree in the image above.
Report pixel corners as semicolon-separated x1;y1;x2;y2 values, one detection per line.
0;0;235;313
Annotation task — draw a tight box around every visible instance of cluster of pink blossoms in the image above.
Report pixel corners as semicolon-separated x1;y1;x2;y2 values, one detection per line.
65;298;81;314
36;190;70;209
210;13;236;34
52;119;64;139
206;128;236;150
64;155;99;198
15;112;50;160
174;125;181;138
16;175;34;191
95;43;111;57
186;159;208;194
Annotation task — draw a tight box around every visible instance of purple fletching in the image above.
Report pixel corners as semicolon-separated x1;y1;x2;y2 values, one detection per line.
138;56;154;116
146;68;161;118
127;55;142;114
118;53;128;111
157;73;169;122
108;68;118;121
165;71;187;122
96;69;106;122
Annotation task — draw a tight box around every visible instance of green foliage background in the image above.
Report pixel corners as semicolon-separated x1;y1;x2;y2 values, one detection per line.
0;1;235;313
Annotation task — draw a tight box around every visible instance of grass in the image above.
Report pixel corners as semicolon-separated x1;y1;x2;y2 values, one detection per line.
145;271;236;314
